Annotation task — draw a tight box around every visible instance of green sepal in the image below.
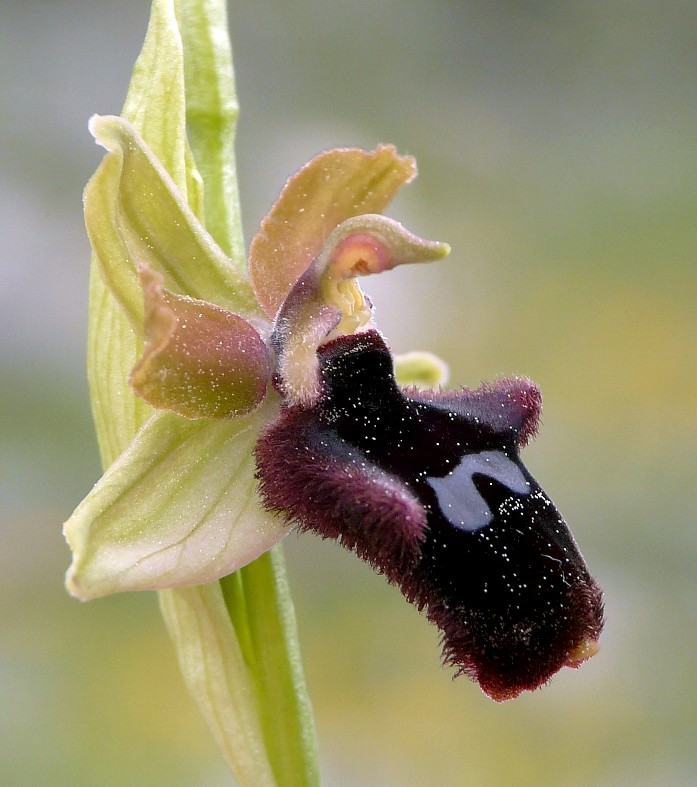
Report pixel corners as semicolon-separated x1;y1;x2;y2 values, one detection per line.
64;398;292;600
84;114;262;335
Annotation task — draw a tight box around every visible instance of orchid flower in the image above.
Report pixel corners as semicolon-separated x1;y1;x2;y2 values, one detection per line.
66;2;603;779
67;108;603;700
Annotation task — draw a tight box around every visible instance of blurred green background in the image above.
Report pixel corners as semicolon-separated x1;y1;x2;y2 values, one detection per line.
2;1;696;784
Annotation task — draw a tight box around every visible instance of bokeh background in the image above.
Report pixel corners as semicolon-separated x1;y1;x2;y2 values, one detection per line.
2;1;696;784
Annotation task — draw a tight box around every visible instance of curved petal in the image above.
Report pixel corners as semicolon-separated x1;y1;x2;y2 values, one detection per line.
317;214;450;338
249;145;417;319
84;115;264;334
131;266;270;418
65;399;291;601
271;215;450;407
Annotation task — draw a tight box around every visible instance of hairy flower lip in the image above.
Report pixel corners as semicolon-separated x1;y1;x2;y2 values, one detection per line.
257;329;604;699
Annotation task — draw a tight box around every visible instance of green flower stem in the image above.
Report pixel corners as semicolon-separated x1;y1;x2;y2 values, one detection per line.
85;0;319;782
221;550;321;785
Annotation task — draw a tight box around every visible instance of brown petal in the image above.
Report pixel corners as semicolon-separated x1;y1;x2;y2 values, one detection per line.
131;266;271;418
270;215;450;408
249;145;416;319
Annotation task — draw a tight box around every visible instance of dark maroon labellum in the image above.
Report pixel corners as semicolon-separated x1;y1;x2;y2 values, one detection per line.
256;330;603;700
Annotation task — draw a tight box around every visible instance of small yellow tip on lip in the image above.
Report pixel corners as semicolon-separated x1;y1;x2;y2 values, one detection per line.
565;638;601;668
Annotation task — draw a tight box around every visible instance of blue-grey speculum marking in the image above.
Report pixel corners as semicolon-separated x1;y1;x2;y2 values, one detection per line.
427;450;531;531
